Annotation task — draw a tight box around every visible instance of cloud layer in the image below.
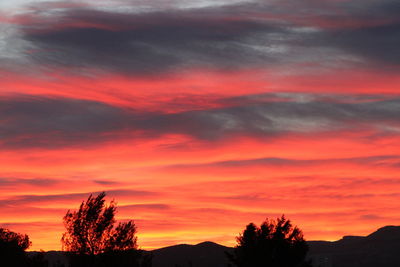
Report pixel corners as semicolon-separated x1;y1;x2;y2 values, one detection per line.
2;94;400;148
0;0;397;74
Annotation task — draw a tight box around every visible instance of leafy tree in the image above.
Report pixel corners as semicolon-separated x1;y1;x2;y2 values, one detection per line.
227;215;312;267
61;192;150;267
0;228;31;267
61;192;137;255
0;228;47;267
0;227;30;251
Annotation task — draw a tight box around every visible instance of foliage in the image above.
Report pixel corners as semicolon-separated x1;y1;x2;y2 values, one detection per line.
227;215;312;267
61;192;150;267
61;192;137;255
0;227;31;251
0;228;48;267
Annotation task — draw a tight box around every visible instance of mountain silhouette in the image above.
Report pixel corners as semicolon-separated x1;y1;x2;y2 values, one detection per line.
151;226;400;267
308;225;400;267
151;241;233;267
366;225;400;240
30;226;400;267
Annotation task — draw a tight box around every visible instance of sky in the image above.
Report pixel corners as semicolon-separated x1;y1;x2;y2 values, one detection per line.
0;0;400;251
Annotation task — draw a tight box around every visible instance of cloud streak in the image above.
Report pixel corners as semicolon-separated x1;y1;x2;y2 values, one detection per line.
2;94;400;148
0;189;158;207
0;177;59;187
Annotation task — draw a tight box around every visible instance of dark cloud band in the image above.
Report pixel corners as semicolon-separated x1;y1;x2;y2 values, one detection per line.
2;94;400;148
12;0;399;75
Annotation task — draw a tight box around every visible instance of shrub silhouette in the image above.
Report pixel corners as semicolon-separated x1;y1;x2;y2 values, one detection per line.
227;215;312;267
61;192;151;267
0;228;47;267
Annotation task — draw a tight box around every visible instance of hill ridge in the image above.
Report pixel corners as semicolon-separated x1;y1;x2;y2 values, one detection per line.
30;225;400;267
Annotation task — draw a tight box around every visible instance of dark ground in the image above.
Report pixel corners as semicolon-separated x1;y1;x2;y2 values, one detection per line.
33;225;400;267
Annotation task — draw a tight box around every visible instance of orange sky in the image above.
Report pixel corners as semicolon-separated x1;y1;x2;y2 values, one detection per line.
1;0;400;251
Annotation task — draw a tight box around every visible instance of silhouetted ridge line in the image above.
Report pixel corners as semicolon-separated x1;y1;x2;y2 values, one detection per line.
27;225;400;267
366;225;400;240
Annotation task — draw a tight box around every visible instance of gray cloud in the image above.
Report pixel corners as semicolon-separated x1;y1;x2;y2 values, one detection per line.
22;7;283;74
119;204;171;210
93;179;120;185
2;94;400;148
152;98;400;140
0;177;59;187
0;189;157;206
339;0;400;20
0;221;61;229
0;96;134;148
163;155;400;170
13;0;399;75
314;22;400;66
359;214;386;221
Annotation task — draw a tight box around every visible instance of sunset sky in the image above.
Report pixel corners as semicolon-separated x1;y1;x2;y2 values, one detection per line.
1;0;400;251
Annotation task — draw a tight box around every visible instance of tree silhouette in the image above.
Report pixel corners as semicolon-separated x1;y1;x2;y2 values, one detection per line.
227;215;312;267
0;227;31;267
0;228;47;267
61;192;150;267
